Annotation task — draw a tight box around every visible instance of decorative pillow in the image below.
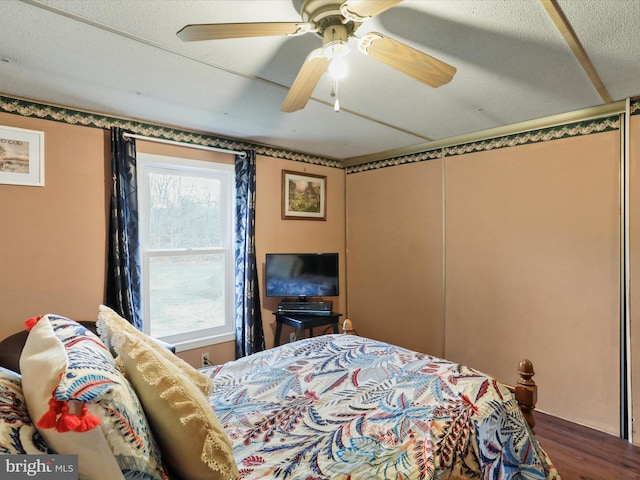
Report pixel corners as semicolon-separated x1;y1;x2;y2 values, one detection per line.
111;329;238;480
19;315;165;480
0;366;49;454
97;304;214;395
0;330;29;374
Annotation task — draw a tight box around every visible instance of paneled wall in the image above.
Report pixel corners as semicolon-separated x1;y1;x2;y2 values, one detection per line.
444;132;621;434
3;97;637;438
347;126;622;435
346;160;445;356
0;112;109;339
255;157;347;349
0;111;346;366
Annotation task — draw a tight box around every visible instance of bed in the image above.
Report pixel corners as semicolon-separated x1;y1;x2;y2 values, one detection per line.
204;334;558;479
0;308;560;480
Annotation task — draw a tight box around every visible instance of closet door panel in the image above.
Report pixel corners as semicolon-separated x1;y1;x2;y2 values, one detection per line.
444;132;621;435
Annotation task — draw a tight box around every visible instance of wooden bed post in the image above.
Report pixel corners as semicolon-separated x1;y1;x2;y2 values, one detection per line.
342;318;357;335
514;359;537;432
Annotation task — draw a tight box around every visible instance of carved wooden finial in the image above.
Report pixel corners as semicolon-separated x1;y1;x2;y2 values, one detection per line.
518;359;535;386
515;358;537;432
342;318;356;335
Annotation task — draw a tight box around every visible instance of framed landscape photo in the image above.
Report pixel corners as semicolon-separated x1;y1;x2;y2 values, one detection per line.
0;125;44;186
282;170;327;220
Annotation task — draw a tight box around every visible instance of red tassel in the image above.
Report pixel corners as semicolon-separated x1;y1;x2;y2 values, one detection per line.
36;393;101;433
37;388;64;429
25;315;44;331
76;404;101;432
37;406;61;429
56;402;82;433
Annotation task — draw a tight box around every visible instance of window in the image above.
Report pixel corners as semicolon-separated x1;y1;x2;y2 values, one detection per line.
137;152;235;351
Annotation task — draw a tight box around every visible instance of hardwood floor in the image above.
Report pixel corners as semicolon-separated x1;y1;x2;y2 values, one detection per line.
534;411;640;479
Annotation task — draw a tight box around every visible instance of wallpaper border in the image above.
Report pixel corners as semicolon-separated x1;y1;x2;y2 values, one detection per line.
0;95;343;169
346;99;640;174
345;112;626;174
2;94;638;174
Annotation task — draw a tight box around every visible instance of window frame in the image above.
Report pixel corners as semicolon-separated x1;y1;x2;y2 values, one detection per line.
137;152;236;351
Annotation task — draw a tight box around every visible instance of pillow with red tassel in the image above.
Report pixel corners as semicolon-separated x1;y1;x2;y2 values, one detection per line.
19;314;166;480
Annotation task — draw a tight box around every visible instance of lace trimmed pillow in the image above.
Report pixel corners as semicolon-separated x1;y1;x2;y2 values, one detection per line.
111;328;239;480
97;304;214;395
19;315;166;480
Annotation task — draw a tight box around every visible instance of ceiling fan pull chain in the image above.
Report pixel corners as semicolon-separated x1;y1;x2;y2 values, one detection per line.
332;79;340;112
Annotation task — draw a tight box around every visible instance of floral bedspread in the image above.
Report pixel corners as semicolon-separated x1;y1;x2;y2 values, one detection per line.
205;335;560;480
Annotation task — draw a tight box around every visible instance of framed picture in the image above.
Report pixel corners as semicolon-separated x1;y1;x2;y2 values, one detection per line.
0;126;44;187
282;170;327;221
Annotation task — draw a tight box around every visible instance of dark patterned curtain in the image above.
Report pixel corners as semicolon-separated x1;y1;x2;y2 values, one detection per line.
235;150;265;358
105;127;142;329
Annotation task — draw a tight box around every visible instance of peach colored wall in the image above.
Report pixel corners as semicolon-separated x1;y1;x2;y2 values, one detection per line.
345;160;445;356
2;102;631;434
0;112;345;367
444;132;621;435
255;157;346;348
0;112;109;340
346;131;622;435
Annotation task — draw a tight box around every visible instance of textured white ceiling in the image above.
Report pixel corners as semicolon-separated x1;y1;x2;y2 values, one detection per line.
1;0;638;161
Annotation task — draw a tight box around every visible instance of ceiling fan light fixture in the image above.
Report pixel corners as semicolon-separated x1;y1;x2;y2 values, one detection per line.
324;24;350;80
328;54;348;79
325;40;349;57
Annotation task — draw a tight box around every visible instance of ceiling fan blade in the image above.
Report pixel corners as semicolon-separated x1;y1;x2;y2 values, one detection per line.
177;22;313;41
359;32;456;87
281;50;331;113
341;0;403;21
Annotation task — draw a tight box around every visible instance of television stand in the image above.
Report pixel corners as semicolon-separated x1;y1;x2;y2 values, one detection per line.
273;311;342;347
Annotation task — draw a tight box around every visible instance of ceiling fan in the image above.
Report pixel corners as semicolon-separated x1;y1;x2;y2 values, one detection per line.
177;0;456;112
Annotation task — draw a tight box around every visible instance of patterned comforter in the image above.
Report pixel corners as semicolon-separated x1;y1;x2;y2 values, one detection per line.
205;335;560;480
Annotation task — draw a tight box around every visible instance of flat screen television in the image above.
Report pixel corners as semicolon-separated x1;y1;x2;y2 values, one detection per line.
265;253;339;300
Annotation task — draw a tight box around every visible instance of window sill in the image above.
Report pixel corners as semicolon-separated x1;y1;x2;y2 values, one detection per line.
159;332;235;353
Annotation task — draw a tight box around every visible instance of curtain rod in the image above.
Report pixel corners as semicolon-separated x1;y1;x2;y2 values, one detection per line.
122;132;247;158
